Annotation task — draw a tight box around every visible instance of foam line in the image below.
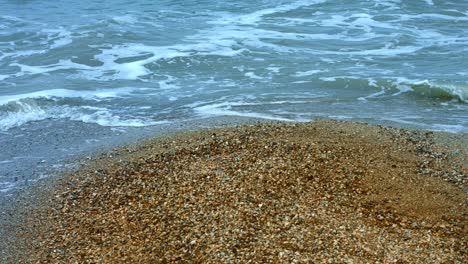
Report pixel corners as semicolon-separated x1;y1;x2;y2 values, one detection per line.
0;87;149;105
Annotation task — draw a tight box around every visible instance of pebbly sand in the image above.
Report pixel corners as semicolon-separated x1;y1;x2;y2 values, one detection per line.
1;120;467;263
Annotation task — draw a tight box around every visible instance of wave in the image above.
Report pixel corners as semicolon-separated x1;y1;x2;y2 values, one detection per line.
0;100;49;131
210;0;326;26
2;0;350;82
321;77;468;103
409;81;468;103
0;87;149;106
0;88;160;131
194;101;297;122
191;92;329;122
6;0;467;82
0;101;165;131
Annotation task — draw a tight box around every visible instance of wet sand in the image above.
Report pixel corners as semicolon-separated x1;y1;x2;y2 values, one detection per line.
1;120;467;263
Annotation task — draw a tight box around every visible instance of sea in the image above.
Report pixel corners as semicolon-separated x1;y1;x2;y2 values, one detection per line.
0;0;467;193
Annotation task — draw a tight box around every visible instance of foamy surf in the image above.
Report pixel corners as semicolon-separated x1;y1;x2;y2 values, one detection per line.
0;103;167;132
0;87;149;105
0;87;168;131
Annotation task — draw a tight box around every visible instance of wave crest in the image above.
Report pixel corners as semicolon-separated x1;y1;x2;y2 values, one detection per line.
0;95;163;131
409;81;468;103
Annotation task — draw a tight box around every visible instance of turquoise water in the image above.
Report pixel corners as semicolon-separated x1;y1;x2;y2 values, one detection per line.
1;0;467;133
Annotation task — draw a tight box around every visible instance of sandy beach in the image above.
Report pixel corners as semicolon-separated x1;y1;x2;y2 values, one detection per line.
1;120;467;263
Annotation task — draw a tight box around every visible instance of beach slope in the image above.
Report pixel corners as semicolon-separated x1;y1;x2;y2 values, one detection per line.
3;120;467;263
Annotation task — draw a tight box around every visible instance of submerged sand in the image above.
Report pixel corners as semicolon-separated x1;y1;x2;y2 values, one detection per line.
2;120;467;263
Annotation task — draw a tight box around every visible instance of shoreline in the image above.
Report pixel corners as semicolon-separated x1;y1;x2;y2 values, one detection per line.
1;116;272;260
1;119;467;262
0;116;270;195
1;115;465;195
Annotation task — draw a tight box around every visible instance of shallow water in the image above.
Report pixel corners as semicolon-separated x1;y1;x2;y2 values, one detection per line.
0;0;467;191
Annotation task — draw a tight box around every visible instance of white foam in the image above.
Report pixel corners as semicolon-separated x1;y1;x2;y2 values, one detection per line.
415;80;468;103
194;102;294;121
0;75;8;81
0;102;167;131
66;110;167;127
431;124;466;133
389;78;414;96
305;45;422;56
320;77;337;82
158;76;179;90
411;29;468;47
390;78;468;102
212;0;326;26
314;11;468;52
320;13;397;33
111;14;161;28
92;45;155;80
11;44;173;80
327;115;353;120
423;0;434;5
0;101;49;131
85;139;100;144
319;58;337;64
245;72;263;80
281;17;321;25
356;79;386;101
9;1;372;81
260;92;331;100
368;78;379;87
199;79;217;85
0;15;27;23
358;90;386;101
293;70;326;77
382;117;466;133
0;182;17;193
49;37;72;49
397;13;468;22
374;1;401;10
219;81;237;87
42;28;73;49
87;39;246;80
0;87;148;105
266;67;281;73
2;49;47;60
112;15;139;24
12;59;93;76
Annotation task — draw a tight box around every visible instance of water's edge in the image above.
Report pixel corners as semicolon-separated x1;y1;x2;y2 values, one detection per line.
0;115;269;258
0;117;466;261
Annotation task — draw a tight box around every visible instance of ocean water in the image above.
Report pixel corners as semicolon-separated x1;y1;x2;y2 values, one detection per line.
0;0;467;191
